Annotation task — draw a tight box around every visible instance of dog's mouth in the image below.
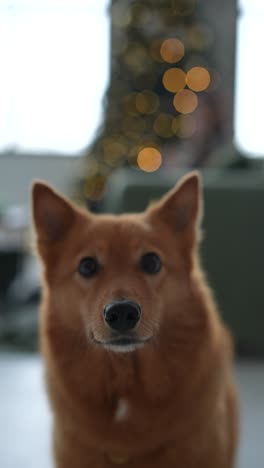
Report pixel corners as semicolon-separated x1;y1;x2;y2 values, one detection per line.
91;335;152;353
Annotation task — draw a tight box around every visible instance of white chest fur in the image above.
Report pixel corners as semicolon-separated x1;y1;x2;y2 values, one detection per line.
114;399;129;422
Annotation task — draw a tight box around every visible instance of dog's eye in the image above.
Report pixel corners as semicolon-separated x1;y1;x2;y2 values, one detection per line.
140;253;162;275
78;257;98;278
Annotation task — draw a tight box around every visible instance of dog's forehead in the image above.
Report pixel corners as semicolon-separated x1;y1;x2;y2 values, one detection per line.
79;213;153;252
95;214;151;241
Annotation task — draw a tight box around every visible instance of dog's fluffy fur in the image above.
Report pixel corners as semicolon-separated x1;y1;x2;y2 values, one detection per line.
32;172;239;468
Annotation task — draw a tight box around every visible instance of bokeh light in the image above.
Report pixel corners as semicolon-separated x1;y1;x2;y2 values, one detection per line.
173;89;198;114
81;0;226;202
172;115;197;138
186;67;211;92
187;24;214;51
160;39;185;63
162;68;186;93
123;93;139;116
103;137;127;167
83;159;100;180
137;147;162;172
154;113;174;138
136;90;160;114
112;2;132;28
150;39;163;62
83;173;107;201
124;45;150;74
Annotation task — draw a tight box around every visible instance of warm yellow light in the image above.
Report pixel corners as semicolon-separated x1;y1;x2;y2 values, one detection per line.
160;39;185;63
154;113;174;138
136;90;159;114
137;147;162;172
173;89;198;114
162;68;186;93
186;67;211;92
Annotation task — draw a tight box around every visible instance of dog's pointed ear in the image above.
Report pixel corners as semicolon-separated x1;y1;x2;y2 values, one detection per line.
147;172;202;233
32;182;77;243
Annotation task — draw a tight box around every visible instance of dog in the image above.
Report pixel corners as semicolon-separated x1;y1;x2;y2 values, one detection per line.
32;172;239;468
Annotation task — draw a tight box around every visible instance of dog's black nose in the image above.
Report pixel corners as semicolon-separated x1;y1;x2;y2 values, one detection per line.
104;300;141;332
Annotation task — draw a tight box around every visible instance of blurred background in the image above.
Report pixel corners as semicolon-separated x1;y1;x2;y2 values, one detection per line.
0;1;263;467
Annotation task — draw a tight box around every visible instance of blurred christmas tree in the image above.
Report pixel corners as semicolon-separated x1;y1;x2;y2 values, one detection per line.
82;0;237;201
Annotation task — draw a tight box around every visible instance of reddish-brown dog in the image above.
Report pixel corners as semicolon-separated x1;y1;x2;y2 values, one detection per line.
32;172;239;468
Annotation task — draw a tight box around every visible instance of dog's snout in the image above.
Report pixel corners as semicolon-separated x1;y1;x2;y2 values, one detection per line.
104;300;141;332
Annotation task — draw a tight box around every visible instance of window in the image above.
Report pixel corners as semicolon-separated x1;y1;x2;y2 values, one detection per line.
235;0;264;157
0;0;109;155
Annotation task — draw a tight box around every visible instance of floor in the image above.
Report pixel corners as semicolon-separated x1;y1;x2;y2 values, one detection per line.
0;351;263;468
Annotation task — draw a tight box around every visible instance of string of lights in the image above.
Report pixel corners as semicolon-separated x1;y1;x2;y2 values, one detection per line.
81;0;231;202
